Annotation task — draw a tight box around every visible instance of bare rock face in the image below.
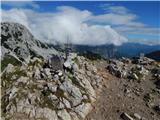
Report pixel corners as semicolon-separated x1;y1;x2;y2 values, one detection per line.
1;22;59;66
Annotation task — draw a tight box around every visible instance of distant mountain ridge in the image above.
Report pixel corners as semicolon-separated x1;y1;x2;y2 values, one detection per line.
145;50;160;61
1;22;159;65
53;43;160;59
117;43;160;58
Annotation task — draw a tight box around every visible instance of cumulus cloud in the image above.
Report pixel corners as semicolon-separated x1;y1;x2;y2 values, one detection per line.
115;26;160;36
100;4;129;15
98;4;160;37
1;6;127;46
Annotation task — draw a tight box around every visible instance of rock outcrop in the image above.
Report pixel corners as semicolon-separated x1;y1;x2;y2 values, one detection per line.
1;53;103;120
1;22;59;65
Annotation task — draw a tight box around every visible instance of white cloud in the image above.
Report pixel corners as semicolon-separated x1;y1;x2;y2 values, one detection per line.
114;26;160;36
100;4;129;15
97;4;160;37
1;6;127;46
90;13;138;26
129;39;160;46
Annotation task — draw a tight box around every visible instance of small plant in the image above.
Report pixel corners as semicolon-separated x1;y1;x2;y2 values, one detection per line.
41;89;52;96
55;89;65;98
39;93;56;110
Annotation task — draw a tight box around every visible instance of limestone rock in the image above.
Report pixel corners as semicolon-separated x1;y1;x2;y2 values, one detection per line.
60;80;82;106
74;103;92;119
5;64;15;74
57;109;71;120
8;87;18;100
43;108;58;120
121;113;134;120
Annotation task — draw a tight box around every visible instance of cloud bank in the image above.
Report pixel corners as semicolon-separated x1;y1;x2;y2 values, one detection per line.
1;6;127;46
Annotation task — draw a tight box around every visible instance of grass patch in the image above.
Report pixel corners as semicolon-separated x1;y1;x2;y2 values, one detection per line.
41;89;52;97
39;90;57;110
1;67;27;88
55;88;65;98
72;57;78;63
1;55;21;71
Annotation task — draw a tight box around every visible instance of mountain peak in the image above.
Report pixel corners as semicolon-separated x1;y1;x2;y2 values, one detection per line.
1;22;59;66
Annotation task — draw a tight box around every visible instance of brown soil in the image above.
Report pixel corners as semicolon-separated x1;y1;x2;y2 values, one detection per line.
85;61;160;120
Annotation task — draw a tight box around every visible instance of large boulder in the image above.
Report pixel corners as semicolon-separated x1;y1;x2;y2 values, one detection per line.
48;55;64;71
60;80;82;106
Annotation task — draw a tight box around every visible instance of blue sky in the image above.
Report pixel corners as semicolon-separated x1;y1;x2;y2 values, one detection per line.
1;1;160;45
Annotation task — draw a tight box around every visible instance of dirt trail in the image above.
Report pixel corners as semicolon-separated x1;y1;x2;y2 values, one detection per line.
85;61;160;120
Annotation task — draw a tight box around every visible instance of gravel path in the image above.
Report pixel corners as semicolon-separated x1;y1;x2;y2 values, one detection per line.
85;61;160;120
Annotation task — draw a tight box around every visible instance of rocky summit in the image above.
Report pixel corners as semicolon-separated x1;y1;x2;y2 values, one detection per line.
1;53;103;120
1;22;104;120
1;22;160;120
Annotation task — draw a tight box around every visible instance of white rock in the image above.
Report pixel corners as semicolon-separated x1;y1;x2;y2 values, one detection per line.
72;63;79;72
57;102;65;109
64;60;72;69
121;113;134;120
43;108;58;120
48;94;58;101
35;107;44;118
23;106;32;115
63;98;71;109
34;68;41;79
81;78;96;102
53;74;59;82
69;112;80;120
74;103;92;119
16;99;26;113
8;87;18;100
31;57;42;64
58;70;63;77
44;68;52;78
57;109;71;120
83;95;88;100
47;83;57;92
16;76;28;84
27;71;33;78
11;75;17;80
27;93;38;104
134;113;141;120
60;80;82;106
9;105;17;115
5;64;14;74
29;106;36;118
132;73;139;80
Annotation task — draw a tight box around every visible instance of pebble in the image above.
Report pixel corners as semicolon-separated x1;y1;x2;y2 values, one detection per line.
134;113;141;120
121;112;134;120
